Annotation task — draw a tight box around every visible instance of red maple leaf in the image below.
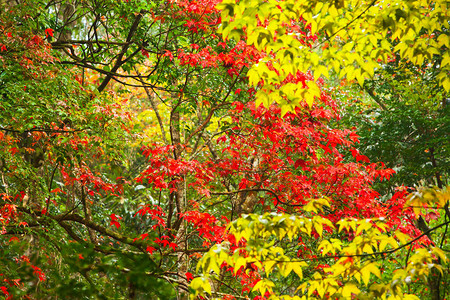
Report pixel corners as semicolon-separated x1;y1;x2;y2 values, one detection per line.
185;272;193;281
0;286;9;296
146;246;156;254
110;213;122;228
163;50;173;61
141;49;149;58
44;28;54;38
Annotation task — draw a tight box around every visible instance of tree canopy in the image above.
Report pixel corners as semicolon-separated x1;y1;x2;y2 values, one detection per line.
0;0;449;300
217;0;450;114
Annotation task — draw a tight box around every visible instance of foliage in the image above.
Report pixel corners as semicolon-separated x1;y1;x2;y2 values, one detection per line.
216;0;450;113
0;1;168;298
337;57;449;193
0;0;449;299
192;186;450;299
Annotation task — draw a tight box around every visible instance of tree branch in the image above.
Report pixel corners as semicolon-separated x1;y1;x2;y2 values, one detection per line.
97;10;147;92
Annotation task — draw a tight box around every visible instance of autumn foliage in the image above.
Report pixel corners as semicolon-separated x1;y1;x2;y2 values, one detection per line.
0;0;449;299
